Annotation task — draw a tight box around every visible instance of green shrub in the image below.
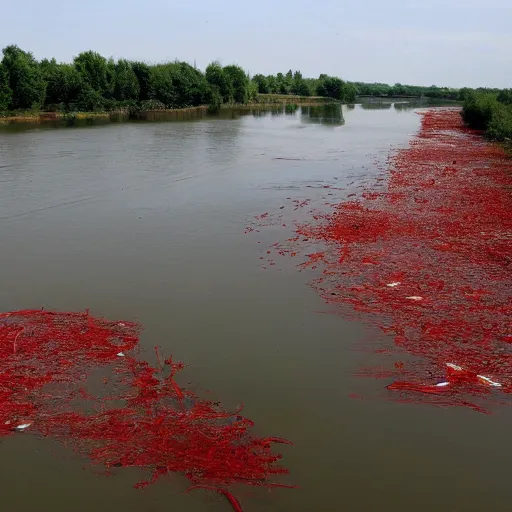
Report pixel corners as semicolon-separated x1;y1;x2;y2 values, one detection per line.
497;89;512;105
486;105;512;141
207;85;222;113
462;91;512;141
462;92;499;130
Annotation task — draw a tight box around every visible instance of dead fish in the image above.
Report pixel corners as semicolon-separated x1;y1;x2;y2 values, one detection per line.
13;423;32;432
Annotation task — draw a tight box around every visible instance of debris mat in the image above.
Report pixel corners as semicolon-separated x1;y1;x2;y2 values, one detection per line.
0;309;294;511
254;109;512;413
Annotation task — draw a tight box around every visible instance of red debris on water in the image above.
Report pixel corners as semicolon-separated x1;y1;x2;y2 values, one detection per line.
0;309;292;510
256;109;512;412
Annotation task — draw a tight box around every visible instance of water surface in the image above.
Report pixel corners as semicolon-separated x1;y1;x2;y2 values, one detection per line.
0;103;510;512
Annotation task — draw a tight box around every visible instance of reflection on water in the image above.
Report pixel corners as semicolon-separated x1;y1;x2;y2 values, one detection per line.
360;102;393;110
356;97;462;112
214;104;346;125
393;98;462;111
0;104;347;133
301;104;345;125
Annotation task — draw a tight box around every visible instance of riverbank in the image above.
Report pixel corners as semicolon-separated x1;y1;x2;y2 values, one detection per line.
0;111;128;125
0;95;334;126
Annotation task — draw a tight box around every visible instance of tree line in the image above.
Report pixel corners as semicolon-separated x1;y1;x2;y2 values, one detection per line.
354;82;461;100
0;45;252;112
461;88;512;141
252;71;357;102
0;45;358;113
2;44;502;117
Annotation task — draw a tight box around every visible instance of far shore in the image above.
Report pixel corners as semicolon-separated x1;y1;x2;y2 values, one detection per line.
0;94;338;125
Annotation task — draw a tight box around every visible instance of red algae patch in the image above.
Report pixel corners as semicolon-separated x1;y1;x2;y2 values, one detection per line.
0;310;293;510
253;109;512;413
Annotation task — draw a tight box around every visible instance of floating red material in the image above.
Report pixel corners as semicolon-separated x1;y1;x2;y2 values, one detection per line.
0;310;292;510
254;109;512;412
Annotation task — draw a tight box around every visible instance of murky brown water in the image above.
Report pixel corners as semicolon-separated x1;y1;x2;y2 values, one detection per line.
1;102;511;512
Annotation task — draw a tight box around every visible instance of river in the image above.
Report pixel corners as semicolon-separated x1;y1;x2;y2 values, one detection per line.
1;101;511;512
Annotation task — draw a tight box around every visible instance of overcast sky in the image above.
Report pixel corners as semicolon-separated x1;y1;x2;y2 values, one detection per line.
2;0;511;88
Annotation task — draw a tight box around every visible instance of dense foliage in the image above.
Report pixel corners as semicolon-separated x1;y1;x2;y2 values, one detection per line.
462;89;512;141
0;45;249;112
353;82;460;100
251;70;357;102
1;45;46;110
0;45;360;113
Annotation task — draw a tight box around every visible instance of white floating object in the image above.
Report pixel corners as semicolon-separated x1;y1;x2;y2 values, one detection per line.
477;375;502;387
117;352;125;357
4;420;11;425
446;363;463;371
406;296;423;301
15;423;31;431
386;282;401;287
118;322;126;327
435;382;450;387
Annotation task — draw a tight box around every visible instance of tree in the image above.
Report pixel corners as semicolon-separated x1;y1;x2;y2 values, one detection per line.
223;65;249;104
276;73;289;94
318;76;345;99
168;61;210;107
497;89;512;105
40;58;83;107
425;85;442;98
207;85;222;113
1;45;46;109
105;58;116;99
0;63;13;110
113;59;140;101
342;82;357;103
205;62;232;103
247;80;258;101
284;70;293;92
290;70;312;96
150;64;177;107
304;78;318;95
265;75;278;94
458;88;472;101
131;61;152;101
76;84;104;111
74;51;109;94
252;73;269;94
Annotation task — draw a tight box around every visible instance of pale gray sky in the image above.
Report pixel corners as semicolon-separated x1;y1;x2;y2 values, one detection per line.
2;0;511;88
